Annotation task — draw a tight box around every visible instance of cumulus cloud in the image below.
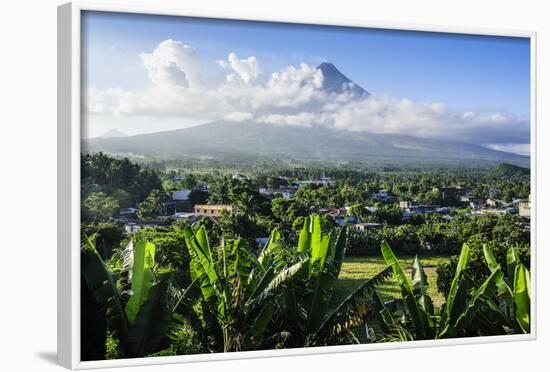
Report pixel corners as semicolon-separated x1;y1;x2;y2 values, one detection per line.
218;53;260;84
85;39;530;152
140;39;204;88
223;111;254;122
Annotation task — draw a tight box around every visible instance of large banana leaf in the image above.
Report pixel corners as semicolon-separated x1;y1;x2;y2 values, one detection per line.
125;268;173;357
247;257;307;310
257;229;280;270
438;243;470;337
371;291;413;342
297;216;313;254
483;244;514;322
311;265;394;344
125;240;156;325
513;263;531;333
305;227;348;333
381;241;433;339
81;235;128;338
411;255;434;318
445;269;503;336
506;247;520;285
183;226;220;303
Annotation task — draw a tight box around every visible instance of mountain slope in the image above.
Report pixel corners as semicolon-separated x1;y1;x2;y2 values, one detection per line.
83;62;528;167
317;62;370;97
83;120;528;166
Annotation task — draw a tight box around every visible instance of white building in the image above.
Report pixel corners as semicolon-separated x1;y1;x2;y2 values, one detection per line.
172;189;191;201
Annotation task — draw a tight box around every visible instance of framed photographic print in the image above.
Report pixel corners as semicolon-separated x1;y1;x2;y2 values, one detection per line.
58;1;537;369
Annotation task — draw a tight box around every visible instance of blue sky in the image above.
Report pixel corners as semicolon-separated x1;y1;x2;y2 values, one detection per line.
82;11;531;154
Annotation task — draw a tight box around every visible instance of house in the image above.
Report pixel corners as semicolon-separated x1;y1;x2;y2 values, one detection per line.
297;178;333;187
373;190;397;203
259;187;296;199
434;187;464;200
399;201;412;209
333;215;359;226
409;204;440;215
468;198;486;209
171;212;196;219
172;189;191;201
460;191;475;202
124;223;141;234
194;204;233;217
119;207;139;216
519;201;530;218
232;173;247;181
119;208;139;221
485;198;502;208
353;222;383;232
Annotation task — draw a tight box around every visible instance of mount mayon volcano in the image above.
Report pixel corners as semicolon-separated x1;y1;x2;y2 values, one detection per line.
84;63;528;166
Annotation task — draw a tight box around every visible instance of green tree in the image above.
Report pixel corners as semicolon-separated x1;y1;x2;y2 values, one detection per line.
138;190;164;219
82;192;120;221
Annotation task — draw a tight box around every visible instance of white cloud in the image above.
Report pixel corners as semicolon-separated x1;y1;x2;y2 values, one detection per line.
140;39;203;88
223;111;254;122
218;52;260;84
85;39;530;148
486;143;530;156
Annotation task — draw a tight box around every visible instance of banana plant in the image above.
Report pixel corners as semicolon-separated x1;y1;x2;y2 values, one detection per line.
265;215;394;347
81;236;173;358
181;225;306;352
483;244;531;333
377;241;513;340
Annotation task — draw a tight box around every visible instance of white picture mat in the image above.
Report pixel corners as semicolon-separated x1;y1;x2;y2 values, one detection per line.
56;0;538;369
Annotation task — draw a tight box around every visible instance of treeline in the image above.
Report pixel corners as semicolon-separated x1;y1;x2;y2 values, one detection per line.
81;152;162;222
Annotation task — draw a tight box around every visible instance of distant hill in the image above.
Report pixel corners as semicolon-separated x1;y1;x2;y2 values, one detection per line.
84;120;529;167
491;163;530;178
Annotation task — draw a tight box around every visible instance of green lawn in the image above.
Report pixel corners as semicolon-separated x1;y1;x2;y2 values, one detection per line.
333;254;451;308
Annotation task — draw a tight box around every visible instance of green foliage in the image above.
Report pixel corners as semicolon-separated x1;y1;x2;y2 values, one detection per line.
81;153;162;222
81;221;125;259
81;236;174;358
375;241;531;341
436;236;530;297
138;190;165;219
131;227;192;289
82;192;120;221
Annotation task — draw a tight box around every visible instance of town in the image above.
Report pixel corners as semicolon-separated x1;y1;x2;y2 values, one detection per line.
115;171;531;247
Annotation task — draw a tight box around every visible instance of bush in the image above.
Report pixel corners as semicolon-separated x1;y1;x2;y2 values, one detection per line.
171;321;203;355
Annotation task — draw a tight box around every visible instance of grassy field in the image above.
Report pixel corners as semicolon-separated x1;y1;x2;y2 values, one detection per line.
333;254;451;308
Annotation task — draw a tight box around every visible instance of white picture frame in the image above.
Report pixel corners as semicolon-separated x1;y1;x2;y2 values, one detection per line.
58;1;537;369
